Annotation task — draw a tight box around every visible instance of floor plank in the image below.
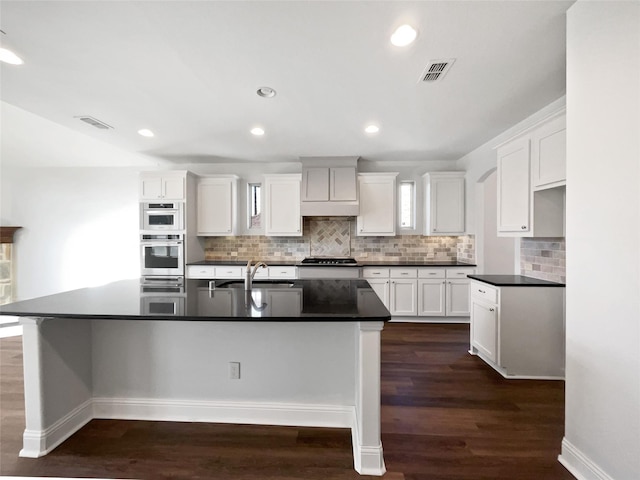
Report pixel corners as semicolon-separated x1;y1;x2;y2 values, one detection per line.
0;323;574;479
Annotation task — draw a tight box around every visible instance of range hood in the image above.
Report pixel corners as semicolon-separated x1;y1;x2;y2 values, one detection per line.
300;156;360;216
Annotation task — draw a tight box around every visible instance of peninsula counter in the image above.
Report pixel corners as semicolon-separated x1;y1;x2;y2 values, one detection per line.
0;279;390;476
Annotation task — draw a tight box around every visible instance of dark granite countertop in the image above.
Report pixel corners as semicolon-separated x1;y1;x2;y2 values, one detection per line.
189;260;300;266
0;279;390;322
468;274;565;287
356;260;476;267
189;259;476;267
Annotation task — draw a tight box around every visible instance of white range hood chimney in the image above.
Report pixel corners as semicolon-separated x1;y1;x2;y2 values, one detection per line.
300;156;360;216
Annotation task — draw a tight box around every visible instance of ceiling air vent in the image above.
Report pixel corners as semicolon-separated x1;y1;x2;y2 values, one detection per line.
419;59;456;83
76;116;113;130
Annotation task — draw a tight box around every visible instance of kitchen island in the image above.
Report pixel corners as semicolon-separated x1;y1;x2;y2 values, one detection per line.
0;278;390;475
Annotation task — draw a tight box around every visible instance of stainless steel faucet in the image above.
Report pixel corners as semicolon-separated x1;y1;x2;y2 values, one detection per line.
245;259;268;289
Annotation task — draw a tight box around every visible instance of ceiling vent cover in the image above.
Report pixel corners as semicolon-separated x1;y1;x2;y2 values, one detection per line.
419;59;456;83
76;116;113;130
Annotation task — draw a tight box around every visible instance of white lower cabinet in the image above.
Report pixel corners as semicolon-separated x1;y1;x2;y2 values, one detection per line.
469;280;565;379
389;278;417;316
366;278;390;309
364;266;475;319
417;280;446;316
470;300;498;363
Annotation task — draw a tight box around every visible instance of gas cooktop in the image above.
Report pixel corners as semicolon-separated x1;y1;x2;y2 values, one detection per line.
300;257;358;265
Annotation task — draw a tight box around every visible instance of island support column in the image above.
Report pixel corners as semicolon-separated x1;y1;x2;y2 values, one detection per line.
19;317;93;457
354;321;385;476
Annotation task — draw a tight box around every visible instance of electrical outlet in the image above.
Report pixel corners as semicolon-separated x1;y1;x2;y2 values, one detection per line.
229;362;240;380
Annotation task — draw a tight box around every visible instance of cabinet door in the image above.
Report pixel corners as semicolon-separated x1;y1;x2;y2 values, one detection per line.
357;175;396;236
531;114;566;190
197;179;234;235
265;175;302;236
367;278;390;309
163;176;185;200
196;289;234;316
140;176;163;200
390;279;417;316
497;137;531;235
330;167;357;201
471;300;498;363
302;168;329;201
446;279;471;316
429;176;465;234
417;279;446;316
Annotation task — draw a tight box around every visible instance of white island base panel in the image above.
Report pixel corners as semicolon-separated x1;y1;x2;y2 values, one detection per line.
19;317;386;476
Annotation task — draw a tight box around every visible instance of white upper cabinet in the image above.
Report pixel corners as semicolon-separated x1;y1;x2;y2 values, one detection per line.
264;174;302;236
497;136;531;235
330;167;357;201
531;113;566;190
196;176;238;236
140;172;186;200
496;109;566;237
423;172;465;235
357;173;398;236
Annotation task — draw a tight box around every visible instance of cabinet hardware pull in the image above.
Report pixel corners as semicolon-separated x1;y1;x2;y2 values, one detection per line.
489;308;495;312
521;225;527;229
478;289;485;293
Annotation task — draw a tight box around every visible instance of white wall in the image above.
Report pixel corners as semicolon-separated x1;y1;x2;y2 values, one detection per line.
476;170;516;274
2;167;142;300
560;2;640;480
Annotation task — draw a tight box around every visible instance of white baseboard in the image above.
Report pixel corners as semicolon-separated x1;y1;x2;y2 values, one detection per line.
19;399;93;458
389;316;470;324
92;397;354;428
558;438;614;480
350;420;386;476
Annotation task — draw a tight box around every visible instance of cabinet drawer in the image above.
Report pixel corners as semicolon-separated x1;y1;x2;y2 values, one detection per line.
269;266;297;279
253;268;269;279
186;265;216;279
390;268;417;278
418;268;446;279
215;266;243;278
362;268;390;278
446;268;476;278
471;282;498;304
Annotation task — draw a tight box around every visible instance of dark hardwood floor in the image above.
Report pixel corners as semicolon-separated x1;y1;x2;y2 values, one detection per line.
1;323;574;479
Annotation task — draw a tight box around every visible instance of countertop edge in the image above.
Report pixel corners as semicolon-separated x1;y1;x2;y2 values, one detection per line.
468;274;565;287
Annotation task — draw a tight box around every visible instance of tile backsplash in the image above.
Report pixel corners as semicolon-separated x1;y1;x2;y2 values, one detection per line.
520;237;566;283
204;217;475;263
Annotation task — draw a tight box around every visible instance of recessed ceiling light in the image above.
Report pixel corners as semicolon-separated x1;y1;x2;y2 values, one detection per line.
138;129;154;137
390;24;417;47
365;125;380;134
0;47;24;65
257;87;276;98
251;127;265;136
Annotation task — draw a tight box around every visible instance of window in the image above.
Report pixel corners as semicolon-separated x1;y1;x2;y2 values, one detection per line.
399;181;415;229
248;183;261;229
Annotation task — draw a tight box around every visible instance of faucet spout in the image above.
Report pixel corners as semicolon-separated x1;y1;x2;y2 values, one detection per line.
245;260;268;289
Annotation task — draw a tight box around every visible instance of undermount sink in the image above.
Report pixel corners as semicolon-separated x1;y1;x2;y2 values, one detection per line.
216;280;295;289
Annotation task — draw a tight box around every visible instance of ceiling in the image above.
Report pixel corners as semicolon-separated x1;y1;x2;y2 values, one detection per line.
0;1;573;166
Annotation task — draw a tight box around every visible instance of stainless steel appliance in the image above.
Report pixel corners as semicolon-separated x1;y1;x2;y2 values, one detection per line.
298;257;360;279
140;276;185;315
141;202;184;231
140;233;184;277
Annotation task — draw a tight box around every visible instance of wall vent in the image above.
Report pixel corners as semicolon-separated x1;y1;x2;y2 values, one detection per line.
419;59;456;83
76;116;113;130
